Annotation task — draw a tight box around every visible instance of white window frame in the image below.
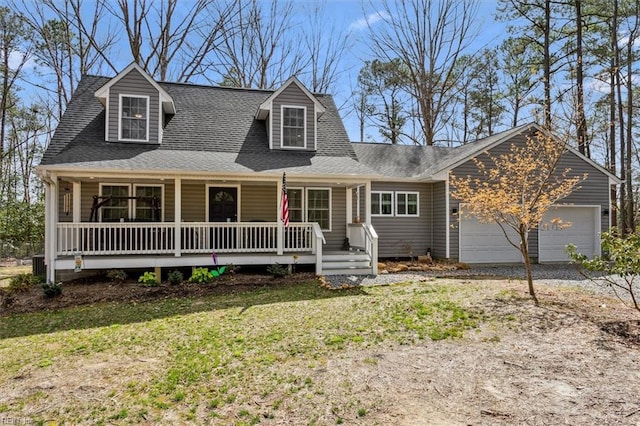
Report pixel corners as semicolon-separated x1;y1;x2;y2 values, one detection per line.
306;187;332;231
280;105;307;149
98;183;131;223
287;187;304;223
118;94;150;142
133;184;165;222
371;191;394;217
395;191;420;217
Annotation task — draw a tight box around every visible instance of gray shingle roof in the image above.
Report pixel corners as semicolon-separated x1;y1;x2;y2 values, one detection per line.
352;124;537;179
351;143;454;178
41;75;374;177
42;74;559;182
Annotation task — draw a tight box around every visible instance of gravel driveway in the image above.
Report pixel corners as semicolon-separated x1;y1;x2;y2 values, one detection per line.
326;264;635;302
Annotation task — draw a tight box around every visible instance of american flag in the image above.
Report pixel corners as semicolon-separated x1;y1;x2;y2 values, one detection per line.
281;172;289;227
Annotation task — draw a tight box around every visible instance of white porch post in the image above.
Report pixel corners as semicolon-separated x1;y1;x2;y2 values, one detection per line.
365;181;371;224
346;187;353;227
174;177;182;257
46;174;58;282
276;177;283;255
72;181;81;222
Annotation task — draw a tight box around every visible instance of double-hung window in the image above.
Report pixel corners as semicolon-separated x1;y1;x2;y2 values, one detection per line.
282;106;306;148
372;191;394;216
396;192;419;216
307;188;331;230
287;188;304;223
120;95;149;141
371;191;419;217
100;184;164;222
134;185;163;221
100;185;129;222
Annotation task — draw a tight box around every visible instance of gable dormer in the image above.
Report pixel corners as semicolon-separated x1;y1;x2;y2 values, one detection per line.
94;62;175;144
256;77;326;151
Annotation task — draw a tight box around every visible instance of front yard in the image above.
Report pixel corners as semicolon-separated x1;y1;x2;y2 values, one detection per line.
0;275;639;425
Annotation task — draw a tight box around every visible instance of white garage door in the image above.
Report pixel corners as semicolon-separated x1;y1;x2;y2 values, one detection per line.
539;206;598;263
459;213;522;263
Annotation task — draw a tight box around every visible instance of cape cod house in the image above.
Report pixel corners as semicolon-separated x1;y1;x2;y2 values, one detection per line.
37;63;619;282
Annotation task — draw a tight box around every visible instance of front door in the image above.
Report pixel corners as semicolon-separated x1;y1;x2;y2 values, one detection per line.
208;187;238;251
209;187;238;222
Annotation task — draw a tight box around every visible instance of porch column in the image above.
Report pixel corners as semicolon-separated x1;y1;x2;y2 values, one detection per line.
46;174;58;282
72;181;81;222
174;177;181;257
276;177;283;255
346;187;353;227
364;181;372;224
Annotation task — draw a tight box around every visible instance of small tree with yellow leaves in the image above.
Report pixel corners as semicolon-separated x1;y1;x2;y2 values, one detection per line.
450;130;587;304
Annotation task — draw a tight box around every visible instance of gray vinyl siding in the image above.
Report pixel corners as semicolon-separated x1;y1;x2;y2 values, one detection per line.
163;182;174;222
529;150;610;259
81;181;98;221
272;84;316;151
370;182;432;258
450;135;611;261
181;181;205;222
325;187;346;251
242;184;278;222
107;68;160;143
432;181;447;259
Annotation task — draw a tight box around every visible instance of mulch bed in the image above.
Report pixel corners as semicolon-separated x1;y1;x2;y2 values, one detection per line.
0;271;317;316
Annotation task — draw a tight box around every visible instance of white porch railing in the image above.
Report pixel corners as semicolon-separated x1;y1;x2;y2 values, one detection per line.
56;222;315;256
347;222;379;274
57;222;176;255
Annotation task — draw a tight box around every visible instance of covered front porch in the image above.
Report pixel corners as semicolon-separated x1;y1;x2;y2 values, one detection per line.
42;172;378;281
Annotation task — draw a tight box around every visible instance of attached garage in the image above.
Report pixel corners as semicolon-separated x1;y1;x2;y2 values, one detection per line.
458;205;601;264
538;205;600;262
459;208;522;263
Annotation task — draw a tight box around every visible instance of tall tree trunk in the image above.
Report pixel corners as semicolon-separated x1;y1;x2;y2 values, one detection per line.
625;0;638;232
575;0;587;156
520;225;538;305
609;12;618;231
614;0;627;235
543;0;552;129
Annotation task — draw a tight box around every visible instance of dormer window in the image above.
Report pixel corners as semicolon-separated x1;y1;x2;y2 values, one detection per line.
282;106;306;148
119;94;149;141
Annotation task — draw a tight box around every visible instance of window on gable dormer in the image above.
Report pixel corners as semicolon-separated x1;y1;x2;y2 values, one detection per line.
119;94;149;141
282;106;306;148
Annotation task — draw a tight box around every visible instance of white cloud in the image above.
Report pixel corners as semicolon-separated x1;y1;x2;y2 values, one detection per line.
8;50;36;70
348;11;390;32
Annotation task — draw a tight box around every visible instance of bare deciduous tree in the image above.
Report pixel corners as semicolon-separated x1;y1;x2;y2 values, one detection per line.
216;0;304;89
366;0;479;145
106;0;236;82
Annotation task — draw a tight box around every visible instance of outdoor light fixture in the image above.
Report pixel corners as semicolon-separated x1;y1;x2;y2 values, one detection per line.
603;209;609;216
451;207;458;215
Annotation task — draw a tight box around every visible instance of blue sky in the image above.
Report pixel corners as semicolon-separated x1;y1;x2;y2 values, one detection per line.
312;0;507;141
9;0;508;143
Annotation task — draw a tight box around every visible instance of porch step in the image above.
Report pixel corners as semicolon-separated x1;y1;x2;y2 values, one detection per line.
322;251;373;276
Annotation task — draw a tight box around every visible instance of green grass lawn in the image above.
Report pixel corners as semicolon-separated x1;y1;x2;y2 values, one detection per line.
0;278;482;425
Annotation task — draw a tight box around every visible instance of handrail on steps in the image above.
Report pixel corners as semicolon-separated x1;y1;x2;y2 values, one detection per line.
311;223;326;275
362;223;379;275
